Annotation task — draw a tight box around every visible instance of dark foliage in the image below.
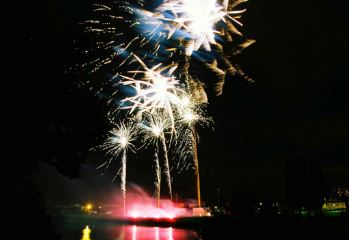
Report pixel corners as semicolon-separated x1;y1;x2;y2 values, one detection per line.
284;152;325;211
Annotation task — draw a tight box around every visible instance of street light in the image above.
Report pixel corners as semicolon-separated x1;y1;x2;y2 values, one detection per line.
86;204;92;211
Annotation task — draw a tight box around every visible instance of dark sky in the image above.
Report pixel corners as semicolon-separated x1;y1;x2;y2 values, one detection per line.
7;0;349;206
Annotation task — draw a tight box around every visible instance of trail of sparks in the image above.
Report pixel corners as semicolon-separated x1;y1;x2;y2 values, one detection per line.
191;126;201;208
140;111;173;200
97;121;136;216
175;93;212;207
160;131;173;201
154;143;161;208
121;149;127;215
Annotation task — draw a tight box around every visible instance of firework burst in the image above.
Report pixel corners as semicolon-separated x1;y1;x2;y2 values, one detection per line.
97;121;137;215
120;54;184;130
154;0;247;55
139;111;173;203
77;0;253;104
174;94;212;207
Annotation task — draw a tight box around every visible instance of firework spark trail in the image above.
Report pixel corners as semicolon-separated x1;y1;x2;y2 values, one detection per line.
121;149;127;215
175;94;213;207
179;110;203;207
97;121;136;216
182;56;208;103
154;143;161;208
191;126;201;207
77;0;168;86
140;111;173;201
160;131;173;201
171;126;193;173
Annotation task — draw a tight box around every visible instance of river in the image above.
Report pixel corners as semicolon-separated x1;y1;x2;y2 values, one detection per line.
54;215;200;240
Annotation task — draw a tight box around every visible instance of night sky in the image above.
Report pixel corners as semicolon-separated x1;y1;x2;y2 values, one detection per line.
7;0;349;207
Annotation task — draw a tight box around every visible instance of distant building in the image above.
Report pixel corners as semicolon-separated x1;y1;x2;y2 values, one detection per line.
193;207;211;216
324;186;349;210
322;201;346;211
49;204;82;214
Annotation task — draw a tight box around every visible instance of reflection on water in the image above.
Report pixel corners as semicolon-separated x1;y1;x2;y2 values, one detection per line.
168;227;173;240
79;224;197;240
132;225;136;240
81;226;91;240
156;227;160;240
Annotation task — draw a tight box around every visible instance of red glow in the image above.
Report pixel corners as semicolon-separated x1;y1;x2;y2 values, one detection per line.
125;225;190;240
128;203;179;219
132;225;137;240
111;186;200;218
155;227;159;240
123;188;189;219
168;227;173;240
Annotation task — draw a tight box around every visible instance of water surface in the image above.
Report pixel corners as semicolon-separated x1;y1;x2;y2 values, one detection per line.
55;215;200;240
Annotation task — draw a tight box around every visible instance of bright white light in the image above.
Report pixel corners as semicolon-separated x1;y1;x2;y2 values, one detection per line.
179;95;191;108
182;110;198;123
139;111;171;144
110;135;128;148
175;93;213;130
157;0;245;55
99;122;136;160
119;136;128;148
151;126;162;137
121;55;183;129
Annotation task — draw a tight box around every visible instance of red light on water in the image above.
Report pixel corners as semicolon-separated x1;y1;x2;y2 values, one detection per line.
125;225;183;240
168;227;173;240
155;227;160;240
132;225;137;240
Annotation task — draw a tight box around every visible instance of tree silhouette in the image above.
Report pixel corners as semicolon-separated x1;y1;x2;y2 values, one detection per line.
284;151;325;212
